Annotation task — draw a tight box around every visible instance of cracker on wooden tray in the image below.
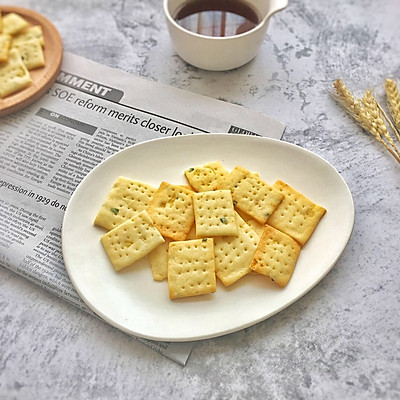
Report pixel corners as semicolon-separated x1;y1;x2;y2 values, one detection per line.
0;33;11;62
167;238;216;299
0;48;32;98
94;176;156;231
2;12;29;35
214;213;259;286
267;180;326;246
100;210;165;272
13;38;45;70
251;224;301;287
185;161;229;192
218;166;284;224
193;189;237;237
12;25;45;47
147;182;194;241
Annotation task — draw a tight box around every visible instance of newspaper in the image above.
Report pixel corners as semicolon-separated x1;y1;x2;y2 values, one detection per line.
0;52;285;365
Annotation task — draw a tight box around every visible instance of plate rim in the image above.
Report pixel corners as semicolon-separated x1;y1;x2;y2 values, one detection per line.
62;134;355;342
0;5;63;116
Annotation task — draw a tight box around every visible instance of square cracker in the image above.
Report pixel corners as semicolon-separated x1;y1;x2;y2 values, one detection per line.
12;25;45;47
100;210;165;272
94;176;156;231
2;12;29;35
219;166;284;224
250;224;301;287
0;34;11;62
214;213;259;286
13;39;45;70
193;189;237;237
0;48;32;98
168;238;216;299
184;161;229;192
267;180;326;246
147;182;194;241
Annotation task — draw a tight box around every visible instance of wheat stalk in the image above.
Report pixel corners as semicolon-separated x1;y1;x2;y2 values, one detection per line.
361;90;400;158
332;79;400;165
384;79;400;141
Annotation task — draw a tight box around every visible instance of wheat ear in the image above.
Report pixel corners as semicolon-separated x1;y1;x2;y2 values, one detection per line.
384;79;400;141
332;79;400;164
361;90;400;158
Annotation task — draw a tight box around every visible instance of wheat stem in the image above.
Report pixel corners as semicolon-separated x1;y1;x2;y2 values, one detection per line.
384;79;400;141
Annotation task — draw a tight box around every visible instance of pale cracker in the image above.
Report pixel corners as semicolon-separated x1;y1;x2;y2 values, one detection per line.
193;189;237;237
12;25;45;47
149;237;172;281
219;166;284;224
167;238;216;299
185;161;229;192
214;213;259;286
0;34;11;62
94;176;156;231
147;182;194;241
2;12;29;35
267;180;326;246
100;210;164;272
13;38;45;70
250;224;301;287
0;48;32;98
0;11;3;32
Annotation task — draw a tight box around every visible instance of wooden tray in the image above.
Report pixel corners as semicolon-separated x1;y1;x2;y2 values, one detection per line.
0;6;63;116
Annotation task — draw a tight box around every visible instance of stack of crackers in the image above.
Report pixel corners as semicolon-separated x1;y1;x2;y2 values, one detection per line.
94;161;326;300
0;10;45;98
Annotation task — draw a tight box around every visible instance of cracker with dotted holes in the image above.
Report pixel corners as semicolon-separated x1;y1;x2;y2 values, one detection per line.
0;48;32;98
12;25;45;47
214;213;259;286
2;12;29;35
13;38;45;70
267;180;326;246
94;176;156;231
193;189;237;237
250;224;301;287
167;238;216;299
185;161;229;192
147;182;194;241
100;210;165;272
0;34;11;62
235;208;264;237
219;166;284;224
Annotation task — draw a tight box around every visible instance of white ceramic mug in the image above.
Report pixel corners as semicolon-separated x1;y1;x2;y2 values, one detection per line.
163;0;288;71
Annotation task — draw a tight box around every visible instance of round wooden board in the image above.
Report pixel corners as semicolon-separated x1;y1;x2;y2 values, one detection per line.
0;6;63;116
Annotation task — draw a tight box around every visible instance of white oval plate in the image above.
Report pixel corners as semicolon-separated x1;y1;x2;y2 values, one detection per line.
62;134;354;342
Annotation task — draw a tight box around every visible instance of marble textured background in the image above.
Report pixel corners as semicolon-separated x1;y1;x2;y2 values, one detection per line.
1;0;399;399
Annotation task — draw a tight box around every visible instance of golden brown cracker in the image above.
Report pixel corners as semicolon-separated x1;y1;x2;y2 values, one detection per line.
268;180;326;245
219;166;283;224
147;182;194;241
250;224;301;287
